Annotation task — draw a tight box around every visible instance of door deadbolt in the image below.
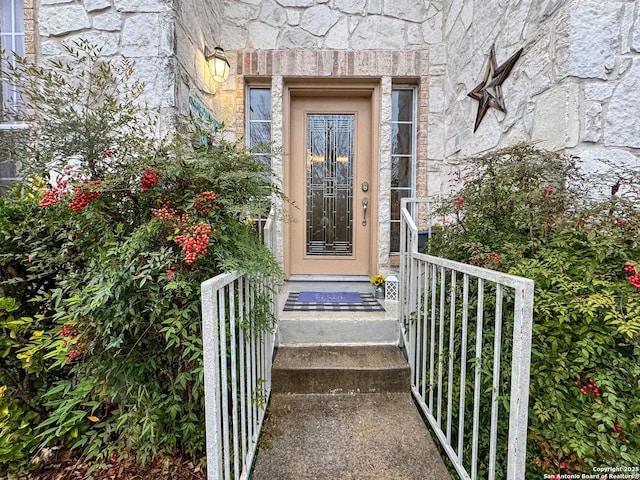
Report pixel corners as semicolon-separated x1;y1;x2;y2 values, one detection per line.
361;181;369;192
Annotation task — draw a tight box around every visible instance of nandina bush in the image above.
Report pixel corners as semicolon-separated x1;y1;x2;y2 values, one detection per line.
0;41;281;475
426;144;640;477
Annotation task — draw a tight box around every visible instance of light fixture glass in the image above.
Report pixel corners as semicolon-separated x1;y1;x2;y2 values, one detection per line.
205;46;231;83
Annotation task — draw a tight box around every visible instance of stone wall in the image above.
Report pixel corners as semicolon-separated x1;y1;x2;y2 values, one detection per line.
221;0;443;52
37;0;177;130
440;0;640;195
174;0;224;122
36;0;227;132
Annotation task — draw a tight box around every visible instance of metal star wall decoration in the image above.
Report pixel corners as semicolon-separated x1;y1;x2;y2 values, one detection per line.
468;44;523;132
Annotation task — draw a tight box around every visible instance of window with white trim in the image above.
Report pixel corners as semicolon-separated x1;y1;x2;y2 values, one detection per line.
1;0;26;193
246;86;272;168
1;0;25;119
390;87;417;254
246;86;272;235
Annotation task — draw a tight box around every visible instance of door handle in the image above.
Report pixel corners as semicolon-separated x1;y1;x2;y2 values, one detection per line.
362;197;368;226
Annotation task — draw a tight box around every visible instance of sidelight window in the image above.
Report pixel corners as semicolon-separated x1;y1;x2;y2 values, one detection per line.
390;87;417;253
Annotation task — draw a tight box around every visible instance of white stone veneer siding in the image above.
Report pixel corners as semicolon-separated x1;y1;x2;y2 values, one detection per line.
441;0;639;196
36;0;226;135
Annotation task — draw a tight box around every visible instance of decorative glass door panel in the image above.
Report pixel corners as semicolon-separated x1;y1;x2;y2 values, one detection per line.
306;114;354;256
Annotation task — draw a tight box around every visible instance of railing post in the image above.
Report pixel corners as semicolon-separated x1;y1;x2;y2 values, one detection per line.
506;279;535;480
399;202;408;332
202;279;223;480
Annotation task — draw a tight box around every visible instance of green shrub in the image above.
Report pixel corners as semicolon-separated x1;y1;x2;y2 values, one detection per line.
0;41;281;475
427;144;640;476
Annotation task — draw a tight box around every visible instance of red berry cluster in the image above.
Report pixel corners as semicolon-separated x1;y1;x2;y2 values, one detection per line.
60;323;78;338
455;197;464;209
69;180;101;212
175;222;212;264
151;203;179;223
151;201;191;230
39;188;64;207
66;347;87;363
612;422;631;444
60;323;88;361
486;252;501;263
39;178;68;208
471;252;502;267
141;169;161;191
194;191;217;215
624;261;640;289
575;378;601;397
152;197;219;265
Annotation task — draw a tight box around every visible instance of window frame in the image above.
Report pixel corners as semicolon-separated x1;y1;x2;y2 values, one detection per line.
245;84;272;166
245;84;273;238
0;0;27;193
389;85;418;254
1;0;26;119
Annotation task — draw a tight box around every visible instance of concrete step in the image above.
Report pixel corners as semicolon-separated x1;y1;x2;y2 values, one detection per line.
277;317;399;345
251;392;452;480
271;345;410;394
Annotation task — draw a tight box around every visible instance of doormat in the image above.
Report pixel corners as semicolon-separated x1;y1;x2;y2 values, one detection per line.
283;291;385;312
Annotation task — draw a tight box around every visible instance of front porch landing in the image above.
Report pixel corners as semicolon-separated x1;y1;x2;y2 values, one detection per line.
276;280;400;346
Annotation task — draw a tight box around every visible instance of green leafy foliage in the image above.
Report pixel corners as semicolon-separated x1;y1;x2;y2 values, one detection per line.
0;41;282;475
427;144;640;476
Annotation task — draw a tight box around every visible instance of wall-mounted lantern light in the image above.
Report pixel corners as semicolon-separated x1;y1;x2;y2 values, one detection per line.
205;46;231;83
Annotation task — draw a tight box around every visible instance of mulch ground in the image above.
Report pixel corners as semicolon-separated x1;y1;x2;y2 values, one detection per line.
13;452;207;480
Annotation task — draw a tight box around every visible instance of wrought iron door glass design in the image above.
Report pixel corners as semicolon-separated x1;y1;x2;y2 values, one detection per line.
306;114;355;256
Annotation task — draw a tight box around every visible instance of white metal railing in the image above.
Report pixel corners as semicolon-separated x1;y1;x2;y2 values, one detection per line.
400;198;534;480
201;272;277;480
202;208;278;480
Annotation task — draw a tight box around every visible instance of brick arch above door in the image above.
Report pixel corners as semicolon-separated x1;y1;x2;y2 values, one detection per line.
234;49;431;78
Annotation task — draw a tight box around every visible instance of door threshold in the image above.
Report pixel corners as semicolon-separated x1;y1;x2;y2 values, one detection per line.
288;275;370;282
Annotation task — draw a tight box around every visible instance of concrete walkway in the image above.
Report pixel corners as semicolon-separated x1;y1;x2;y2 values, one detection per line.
251;346;452;480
